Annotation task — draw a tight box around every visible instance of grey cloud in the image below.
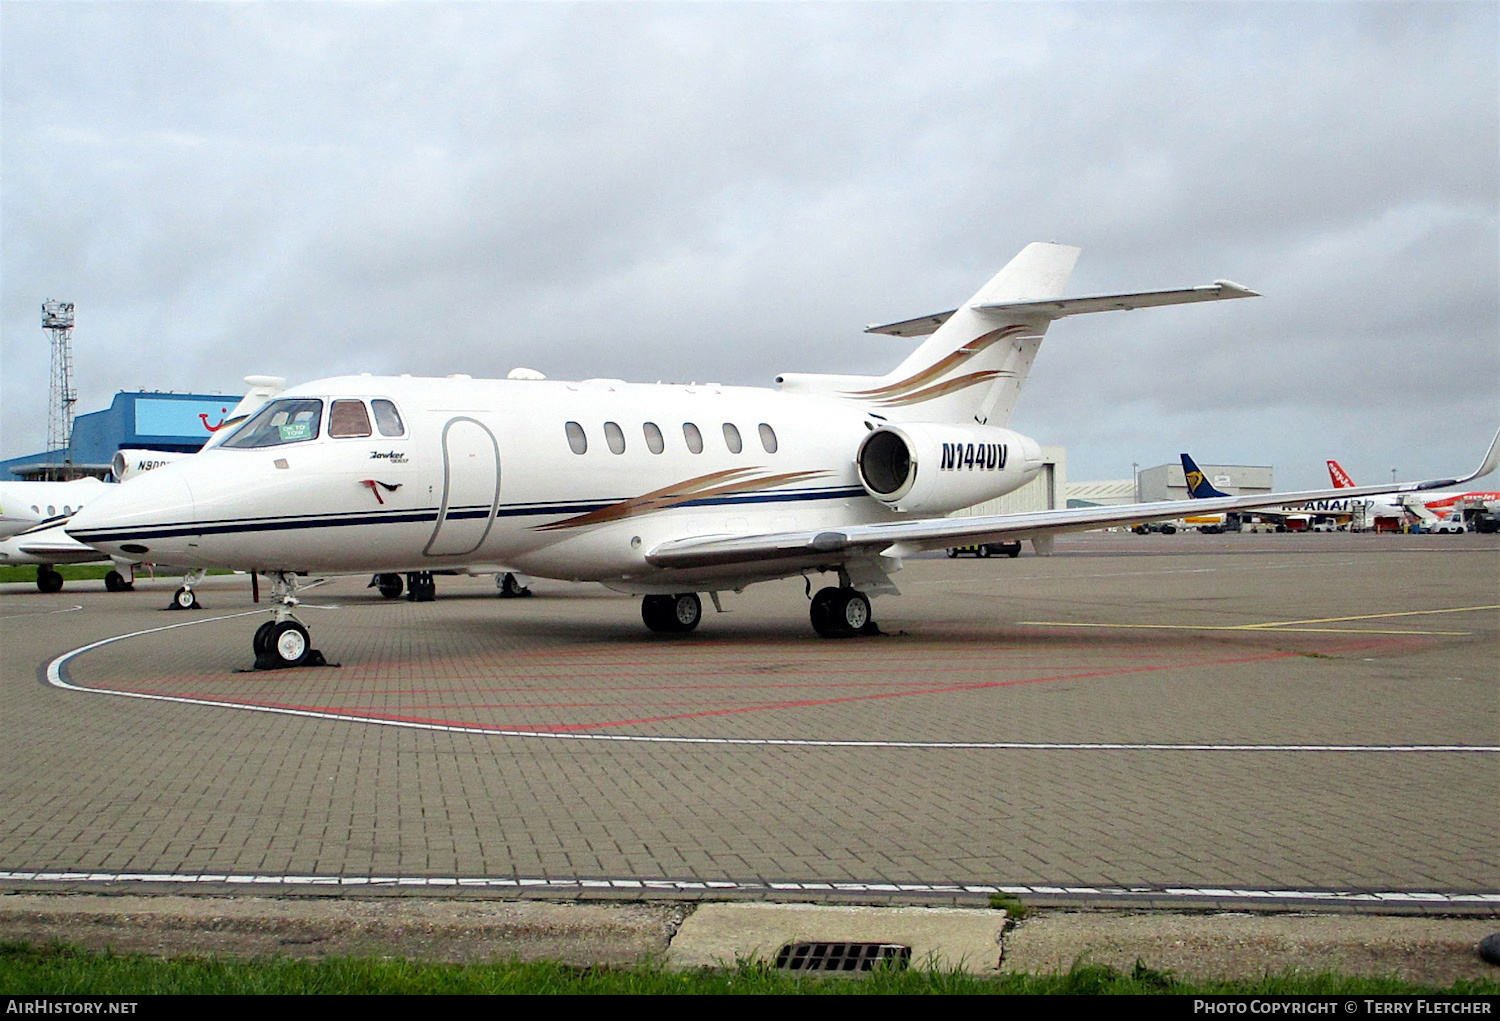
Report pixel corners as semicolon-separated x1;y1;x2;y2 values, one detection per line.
2;2;1494;488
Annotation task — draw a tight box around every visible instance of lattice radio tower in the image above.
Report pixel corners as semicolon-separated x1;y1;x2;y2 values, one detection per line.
42;300;78;452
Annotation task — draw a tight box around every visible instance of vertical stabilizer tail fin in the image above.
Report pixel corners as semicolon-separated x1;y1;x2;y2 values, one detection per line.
1181;453;1231;498
847;243;1081;426
1327;460;1356;488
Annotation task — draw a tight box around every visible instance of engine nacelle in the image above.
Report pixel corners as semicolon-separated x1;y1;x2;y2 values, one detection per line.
856;424;1042;514
111;449;189;483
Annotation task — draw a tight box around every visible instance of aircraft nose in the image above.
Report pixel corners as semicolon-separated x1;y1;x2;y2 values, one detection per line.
66;467;197;558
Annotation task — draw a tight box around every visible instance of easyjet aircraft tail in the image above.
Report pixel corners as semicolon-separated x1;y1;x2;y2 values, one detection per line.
1328;460;1356;488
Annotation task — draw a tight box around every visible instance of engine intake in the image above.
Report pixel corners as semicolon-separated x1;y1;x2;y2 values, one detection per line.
856;424;1040;514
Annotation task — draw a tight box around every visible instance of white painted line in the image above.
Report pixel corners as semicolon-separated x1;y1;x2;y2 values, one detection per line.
0;604;83;620
44;612;1500;754
0;870;1493;904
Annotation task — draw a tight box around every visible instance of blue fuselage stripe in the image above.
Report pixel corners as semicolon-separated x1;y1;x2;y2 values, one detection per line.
69;487;867;544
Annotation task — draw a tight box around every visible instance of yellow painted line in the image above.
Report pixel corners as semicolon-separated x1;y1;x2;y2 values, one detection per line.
1017;621;1470;636
1020;603;1497;636
1237;604;1500;629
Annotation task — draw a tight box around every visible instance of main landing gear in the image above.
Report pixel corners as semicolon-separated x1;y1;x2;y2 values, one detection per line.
809;586;877;638
497;572;532;598
370;573;404;599
641;593;702;633
405;571;436;602
167;569;205;610
35;566;64;593
104;569;134;592
365;571;434;601
252;572;330;671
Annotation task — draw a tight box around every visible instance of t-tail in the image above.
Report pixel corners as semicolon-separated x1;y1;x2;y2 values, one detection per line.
776;243;1256;428
1181;453;1231;498
848;242;1083;427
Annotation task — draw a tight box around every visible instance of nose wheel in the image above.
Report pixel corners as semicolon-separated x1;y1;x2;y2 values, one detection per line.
167;569;206;610
810;586;877;638
251;572;332;670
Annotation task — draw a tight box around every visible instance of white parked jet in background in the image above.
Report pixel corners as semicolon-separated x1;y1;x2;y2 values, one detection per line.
67;243;1500;668
1;376;289;596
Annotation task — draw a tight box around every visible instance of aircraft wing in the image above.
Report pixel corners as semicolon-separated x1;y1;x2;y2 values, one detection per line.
865;281;1258;337
647;429;1500;570
0;522;107;564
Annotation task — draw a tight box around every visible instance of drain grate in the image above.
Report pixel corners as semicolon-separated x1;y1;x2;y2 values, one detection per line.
774;941;912;972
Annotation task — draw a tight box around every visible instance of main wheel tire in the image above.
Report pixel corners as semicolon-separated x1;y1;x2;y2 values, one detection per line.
1007;546;1020;558
105;570;127;592
810;586;843;637
947;548;959;558
670;593;701;632
835;589;871;633
377;574;403;599
641;594;673;632
500;573;524;597
253;621;276;657
37;568;63;594
173;586;197;609
977;545;991;558
269;621;311;668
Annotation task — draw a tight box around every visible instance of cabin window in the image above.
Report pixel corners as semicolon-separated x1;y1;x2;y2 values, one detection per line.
759;423;778;453
371;399;405;437
604;422;626;454
47;505;56;516
723;423;743;454
329;400;372;438
643;422;665;454
683;422;704;454
565;421;588;455
222;398;324;448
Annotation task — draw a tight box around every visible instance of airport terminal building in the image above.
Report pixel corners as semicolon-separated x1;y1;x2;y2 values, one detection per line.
1;391;240;481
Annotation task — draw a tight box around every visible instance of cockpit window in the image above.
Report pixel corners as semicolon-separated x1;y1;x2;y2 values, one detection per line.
221;398;325;448
329;399;372;438
371;399;405;437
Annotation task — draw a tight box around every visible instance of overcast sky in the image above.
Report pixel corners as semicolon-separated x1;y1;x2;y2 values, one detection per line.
3;1;1495;488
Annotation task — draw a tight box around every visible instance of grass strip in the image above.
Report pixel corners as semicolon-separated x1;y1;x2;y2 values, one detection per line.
3;941;1496;995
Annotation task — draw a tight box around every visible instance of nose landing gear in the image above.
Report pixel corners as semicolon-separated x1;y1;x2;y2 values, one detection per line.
167;569;206;610
252;572;331;670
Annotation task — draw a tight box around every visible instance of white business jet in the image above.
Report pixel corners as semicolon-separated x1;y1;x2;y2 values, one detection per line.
66;243;1500;668
0;452;198;593
0;376;289;599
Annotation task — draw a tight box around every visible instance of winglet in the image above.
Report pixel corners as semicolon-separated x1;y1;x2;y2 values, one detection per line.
1181;453;1231;498
1406;426;1500;492
1470;427;1500;483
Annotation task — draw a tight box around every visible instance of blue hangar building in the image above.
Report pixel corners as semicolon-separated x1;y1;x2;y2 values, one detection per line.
2;391;240;481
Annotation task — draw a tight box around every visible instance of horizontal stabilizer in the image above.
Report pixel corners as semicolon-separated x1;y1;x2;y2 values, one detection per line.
866;281;1258;337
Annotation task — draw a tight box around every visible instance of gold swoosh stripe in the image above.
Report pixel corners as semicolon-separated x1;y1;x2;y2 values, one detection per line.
845;324;1028;398
873;370;1008;408
534;468;833;531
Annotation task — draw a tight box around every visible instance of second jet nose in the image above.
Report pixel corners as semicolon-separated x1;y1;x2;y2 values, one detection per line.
66;464;198;559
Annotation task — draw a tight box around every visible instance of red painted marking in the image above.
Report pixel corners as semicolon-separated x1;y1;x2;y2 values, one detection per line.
188;650;1300;734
